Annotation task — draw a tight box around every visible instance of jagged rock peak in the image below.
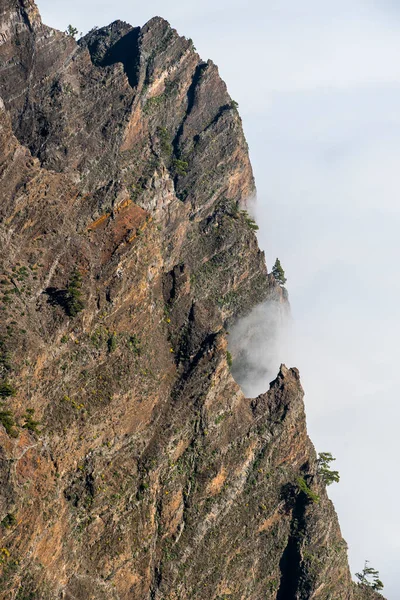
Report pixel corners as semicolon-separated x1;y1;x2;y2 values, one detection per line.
0;0;42;28
276;363;300;381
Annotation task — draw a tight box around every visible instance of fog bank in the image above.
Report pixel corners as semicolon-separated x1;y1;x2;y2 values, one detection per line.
229;300;290;398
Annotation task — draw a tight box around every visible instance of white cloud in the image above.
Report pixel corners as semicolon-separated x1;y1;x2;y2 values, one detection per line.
242;79;400;597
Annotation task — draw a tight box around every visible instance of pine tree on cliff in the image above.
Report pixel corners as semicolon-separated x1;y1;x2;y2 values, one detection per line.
272;258;287;286
355;561;384;591
65;25;78;38
317;452;340;485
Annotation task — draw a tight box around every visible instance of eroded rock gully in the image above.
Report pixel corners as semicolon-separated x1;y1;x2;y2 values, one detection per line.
0;2;384;598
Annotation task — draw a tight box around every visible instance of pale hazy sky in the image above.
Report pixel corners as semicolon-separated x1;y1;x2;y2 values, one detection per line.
37;1;400;596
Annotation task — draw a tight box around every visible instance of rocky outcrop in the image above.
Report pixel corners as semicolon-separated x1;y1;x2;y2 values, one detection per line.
0;1;385;599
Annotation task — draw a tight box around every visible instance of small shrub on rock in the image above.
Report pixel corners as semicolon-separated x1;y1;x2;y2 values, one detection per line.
65;269;85;317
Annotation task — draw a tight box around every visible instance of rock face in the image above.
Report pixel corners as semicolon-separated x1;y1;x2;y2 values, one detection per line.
0;2;385;599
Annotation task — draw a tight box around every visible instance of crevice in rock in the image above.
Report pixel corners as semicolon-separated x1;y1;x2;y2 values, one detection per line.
101;28;141;88
172;61;208;156
19;3;35;34
162;264;185;305
276;488;308;600
83;25;141;89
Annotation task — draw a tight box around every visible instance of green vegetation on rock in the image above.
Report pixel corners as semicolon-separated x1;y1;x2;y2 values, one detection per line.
65;269;85;317
356;560;384;592
272;257;287;286
1;513;16;529
0;407;17;437
65;25;78;38
107;333;118;353
0;381;16;398
317;451;340;486
297;476;319;503
22;408;41;435
128;334;142;356
172;158;188;177
240;209;259;231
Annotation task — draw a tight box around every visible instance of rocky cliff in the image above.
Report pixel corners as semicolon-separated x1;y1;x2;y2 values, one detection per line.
0;2;385;599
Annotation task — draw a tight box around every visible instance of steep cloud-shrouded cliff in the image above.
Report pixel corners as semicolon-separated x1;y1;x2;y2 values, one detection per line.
0;1;384;598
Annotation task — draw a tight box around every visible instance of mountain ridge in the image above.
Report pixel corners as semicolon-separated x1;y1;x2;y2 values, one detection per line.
0;2;384;598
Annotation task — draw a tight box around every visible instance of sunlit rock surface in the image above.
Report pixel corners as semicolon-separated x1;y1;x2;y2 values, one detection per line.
0;1;385;598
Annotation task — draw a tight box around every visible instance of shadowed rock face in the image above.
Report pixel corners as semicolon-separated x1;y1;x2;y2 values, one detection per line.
0;2;385;599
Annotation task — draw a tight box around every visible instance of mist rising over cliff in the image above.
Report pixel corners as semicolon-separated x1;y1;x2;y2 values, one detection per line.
229;298;290;397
